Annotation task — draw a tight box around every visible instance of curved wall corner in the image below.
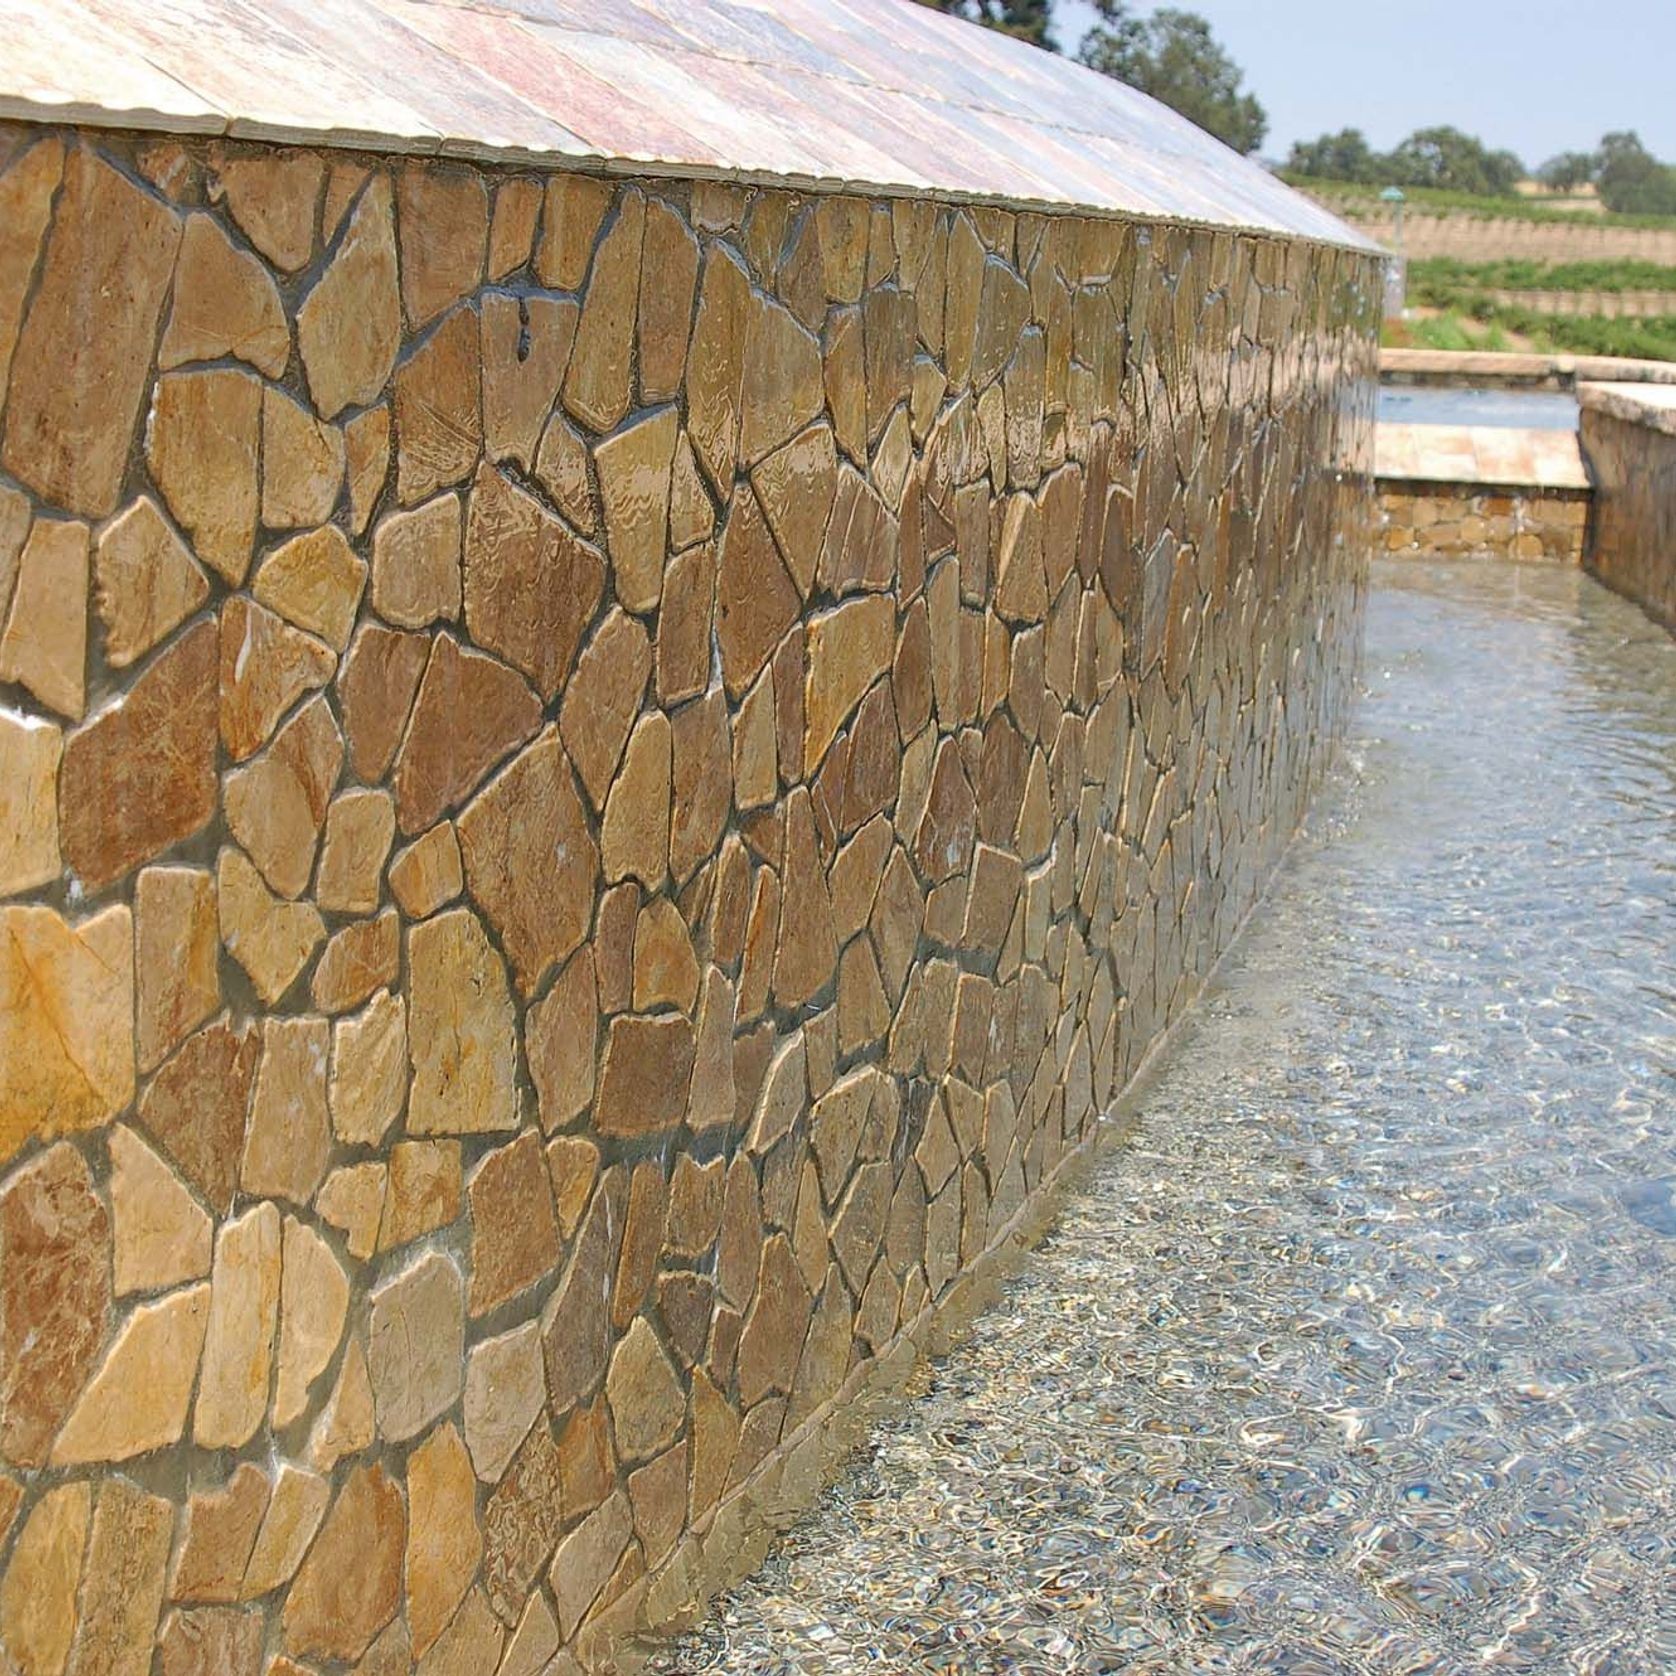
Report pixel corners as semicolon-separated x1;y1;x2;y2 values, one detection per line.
0;124;1379;1672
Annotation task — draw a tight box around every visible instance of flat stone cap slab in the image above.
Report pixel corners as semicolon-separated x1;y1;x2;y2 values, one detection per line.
1579;380;1676;438
2;0;1372;247
1375;423;1590;491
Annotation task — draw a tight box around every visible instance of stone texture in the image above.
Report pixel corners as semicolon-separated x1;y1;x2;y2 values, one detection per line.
481;1419;566;1624
607;1318;684;1465
595;1013;695;1139
194;1201;282;1449
371;493;461;629
670;688;732;886
273;1216;350;1427
549;1491;633;1640
687;247;750;490
137;1016;259;1215
398;163;488;329
563;189;644;432
262;386;346;531
92;497;209;672
482;291;575;470
562;607;652;811
59;618;218;890
219;597;335;763
3;148;180;518
156;1606;263;1675
0;1483;88;1676
146;367;262;585
405;1421;481;1657
463;1320;545;1483
407;906;518;1134
306;1334;374;1472
242;1463;330;1600
110;1124;212;1295
467;1133;561;1316
754;422;838;596
388;821;463;919
224;696;343;899
345;404;392;534
541;1173;626;1414
656;539;714;707
716;484;800;699
394;305;482;503
0;516;87;720
740;292;826;465
253;526;365;652
639;198;701;403
366;1251;464;1442
64;1477;173;1676
602;711;671;887
162;212;288;376
804;595;895;773
0;138;61;410
310;909;399;1014
298;175;402;419
216;150;322;272
595;407;677;612
171;1463;269;1603
316;788;396;914
737;1234;813;1408
0;709;59;896
528;955;598;1132
217;846;325;1006
378;1139;461;1253
329;987;408;1146
282;1463;405;1663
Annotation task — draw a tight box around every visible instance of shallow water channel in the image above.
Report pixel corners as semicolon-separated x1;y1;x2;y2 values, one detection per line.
657;561;1676;1674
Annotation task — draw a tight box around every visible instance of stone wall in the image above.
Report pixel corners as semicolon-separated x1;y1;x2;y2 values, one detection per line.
1580;387;1676;633
0;123;1377;1673
1379;484;1589;562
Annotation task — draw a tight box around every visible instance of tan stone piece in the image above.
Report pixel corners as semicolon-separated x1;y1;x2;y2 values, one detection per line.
639;197;700;402
480;1418;566;1622
273;1215;350;1427
194;1200;282;1449
417;1586;504;1675
311;908;400;1014
397;163;488;330
317;788;396;914
670;687;731;887
217;846;325;1006
737;1234;813;1407
0;1483;89;1676
394;304;482;503
0;515;88;720
345;404;391;535
136;1015;258;1215
252;524;367;652
774;790;838;1010
3;148;180;519
481;291;576;471
378;1140;460;1254
606;1318;683;1465
162;211;288;376
370;494;462;630
366;1250;464;1443
92;496;209;671
563;188;644;432
669;430;715;551
716;484;800;699
315;1162;386;1262
224;696;343;899
633;896;700;1014
686;246;750;490
216;150;323;272
537;173;613;290
489;178;542;280
595;1012;695;1139
110;1123;212;1295
388;821;463;919
533;408;598;534
0;138;62;411
753;422;837;597
329;987;407;1147
595;406;677;612
655;539;713;707
0;707;59;896
527;955;598;1133
405;1420;482;1657
740;292;826;465
171;1462;270;1603
298;174;401;420
804;595;894;774
499;1590;561;1676
306;1333;375;1472
282;1463;405;1663
146;366;261;585
262;385;345;530
733;667;777;811
407;907;518;1134
242;1463;331;1600
463;1320;544;1483
545;1135;600;1239
219;596;335;763
561;607;651;810
467;1132;562;1316
601;710;671;888
64;1476;173;1676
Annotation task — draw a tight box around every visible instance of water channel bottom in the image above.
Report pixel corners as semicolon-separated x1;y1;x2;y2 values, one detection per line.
655;561;1676;1675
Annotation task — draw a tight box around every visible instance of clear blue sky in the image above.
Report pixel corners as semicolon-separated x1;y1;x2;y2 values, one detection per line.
1053;0;1676;169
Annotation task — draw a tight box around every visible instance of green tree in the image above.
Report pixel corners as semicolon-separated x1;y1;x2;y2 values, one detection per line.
1538;150;1598;192
911;0;1056;49
1286;128;1380;183
1595;131;1676;214
1079;5;1267;155
1385;126;1524;195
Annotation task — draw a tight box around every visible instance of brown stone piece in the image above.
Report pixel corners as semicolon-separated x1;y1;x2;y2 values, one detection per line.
217;846;325;1006
533;408;597;533
716;483;801;700
241;1015;332;1205
92;496;210;672
0;515;88;720
774;790;838;1010
563;187;644;432
639;197;700;402
407;906;518;1134
753;422;837;597
273;1215;349;1428
463;1321;545;1483
394;304;483;503
561;606;651;810
339;621;427;784
0;138;62;408
686;246;750;490
162;211;288;376
3;147;180;518
306;1333;375;1472
804;595;894;774
633;896;700;1014
388;820;463;919
481;291;576;471
224;695;344;899
541;1172;627;1413
479;1418;565;1625
397;162;488;329
545;1135;600;1238
405;1420;482;1657
137;1015;259;1214
669;431;715;551
392;631;542;834
670;688;732;887
310;908;399;1014
499;1591;561;1676
156;1605;264;1676
378;1139;461;1254
298;174;402;419
595;1012;695;1139
740;291;826;465
171;1462;270;1603
606;1318;683;1465
110;1123;212;1295
65;1476;173;1676
367;1251;464;1443
59;617;217;890
262;386;345;530
656;539;714;707
283;1463;406;1663
328;988;408;1147
219;597;335;763
737;1234;813;1407
345;403;392;534
527;954;598;1131
595;406;677;613
146;366;262;586
0;1482;89;1676
0;1142;111;1467
371;491;461;629
612;1159;668;1331
215;150;323;272
316;787;397;914
243;1462;331;1600
491;180;542;281
252;525;366;652
601;710;672;888
194;1200;282;1450
458;727;598;995
468;1132;562;1316
0;707;59;896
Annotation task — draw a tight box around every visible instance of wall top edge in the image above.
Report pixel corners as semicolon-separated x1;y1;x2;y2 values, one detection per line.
1579;380;1676;438
0;0;1381;257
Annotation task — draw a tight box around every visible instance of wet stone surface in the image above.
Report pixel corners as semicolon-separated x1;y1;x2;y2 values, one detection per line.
657;562;1676;1675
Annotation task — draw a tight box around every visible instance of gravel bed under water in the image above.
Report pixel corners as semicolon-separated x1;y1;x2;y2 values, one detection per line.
654;560;1676;1674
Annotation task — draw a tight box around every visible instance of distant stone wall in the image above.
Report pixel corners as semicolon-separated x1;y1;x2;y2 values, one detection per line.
1379;484;1589;562
0;121;1378;1673
1581;390;1676;632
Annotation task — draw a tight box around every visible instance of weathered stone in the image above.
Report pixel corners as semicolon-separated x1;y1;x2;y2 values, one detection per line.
464;462;604;703
804;595;894;774
689;1367;739;1520
686;966;738;1134
283;1463;405;1663
0;708;58;897
394;305;482;503
354;1619;414;1676
716;484;800;701
388;821;463;919
818;467;899;596
345;404;391;535
315;1162;386;1262
0;1143;111;1467
669;431;715;551
0;138;61;410
557;609;649;816
110;1124;211;1295
392;632;542;834
824;305;867;464
92;497;209;671
224;696;343;899
65;1477;173;1676
217;847;325;1005
262;386;345;530
0;1483;89;1676
733;668;778;813
138;1015;258;1214
612;1160;668;1331
463;1321;544;1483
533;408;598;534
737;1234;813;1407
632;896;700;1014
499;1591;561;1676
370;493;459;631
59;618;217;889
274;1216;349;1427
595;1013;695;1139
305;1334;375;1472
656;539;713;708
740;292;826;465
549;1491;634;1639
406;905;517;1134
557;1396;614;1522
546;1135;600;1239
298;175;402;419
537;174;613;289
193;1201;281;1449
252;526;365;652
330;987;408;1147
594;881;637;1014
753;423;837;597
415;1586;503;1675
687;246;750;490
242;1462;330;1600
468;1133;562;1316
146;366;261;585
310;909;400;1014
219;597;335;763
775;790;838;1010
171;1463;270;1603
156;1606;263;1676
405;1420;482;1657
481;291;576;471
481;1419;566;1624
0;515;87;720
638;197;700;402
378;1140;461;1253
670;688;732;888
163;212;288;376
3;148;180;518
216;150;323;272
915;735;978;883
364;1249;467;1450
541;1173;627;1412
628;1440;688;1571
601;710;671;888
398;163;488;329
316;788;396;914
595;407;677;612
563;188;644;432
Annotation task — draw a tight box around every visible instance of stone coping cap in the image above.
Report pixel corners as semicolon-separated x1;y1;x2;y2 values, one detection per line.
1;0;1375;250
1381;347;1676;387
1578;380;1676;438
1375;422;1590;491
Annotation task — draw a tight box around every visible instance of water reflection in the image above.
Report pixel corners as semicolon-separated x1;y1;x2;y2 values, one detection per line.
657;561;1676;1674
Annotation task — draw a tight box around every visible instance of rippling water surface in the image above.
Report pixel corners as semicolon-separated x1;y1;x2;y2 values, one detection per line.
658;562;1676;1675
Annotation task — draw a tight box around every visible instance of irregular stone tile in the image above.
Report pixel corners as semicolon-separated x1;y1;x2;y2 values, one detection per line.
595;1012;695;1139
328;987;407;1149
541;1171;627;1413
310;908;400;1014
261;386;345;531
481;1418;566;1624
548;1490;633;1640
317;787;397;914
156;1605;262;1676
194;1200;281;1449
273;1215;349;1428
397;163;488;330
594;880;638;1014
656;539;713;708
716;484;800;701
298;175;401;419
407;906;517;1133
740;292;826;466
0;903;132;1168
0;515;87;720
545;1134;600;1239
536;174;613;290
489;178;542;280
612;1160;668;1332
352;1619;412;1676
915;735;978;884
323;159;371;242
162;212;288;377
405;1420;482;1657
687;966;738;1134
601;710;671;888
737;1234;813;1408
686;246;750;491
110;1123;212;1296
392;821;465;918
732;667;778;813
689;1367;739;1521
669;430;715;552
315;1161;386;1262
563;188;644;432
595;406;677;613
632;896;699;1014
552;616;647;827
394;305;482;504
0;138;62;406
746;1030;807;1157
146;366;261;586
639;197;700;403
415;1585;503;1675
468;1132;561;1317
339;621;426;784
305;1333;375;1472
787;1263;853;1434
370;494;461;629
65;1477;173;1676
3;148;179;518
282;1463;405;1663
392;632;542;834
224;696;343;899
219;596;335;763
367;1251;464;1443
217;847;324;1006
628;1439;687;1570
171;1462;270;1603
378;1140;462;1256
138;1015;259;1215
243;1462;330;1600
823;305;866;464
215;150;323;272
92;496;209;672
533;408;598;534
804;595;894;775
0;1483;89;1675
818;466;898;596
253;526;365;655
0;707;58;896
557;1396;615;1523
774;789;838;1011
463;1321;544;1484
458;727;597;995
499;1591;560;1676
345;403;391;535
481;291;576;471
752;423;837;598
670;688;732;888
